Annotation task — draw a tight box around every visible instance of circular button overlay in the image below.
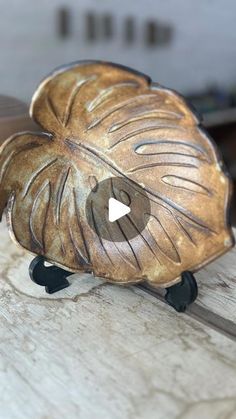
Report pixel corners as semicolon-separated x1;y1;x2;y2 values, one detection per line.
86;176;151;242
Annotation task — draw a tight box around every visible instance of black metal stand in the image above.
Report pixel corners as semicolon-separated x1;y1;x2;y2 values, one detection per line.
165;271;198;312
29;256;74;294
29;257;198;311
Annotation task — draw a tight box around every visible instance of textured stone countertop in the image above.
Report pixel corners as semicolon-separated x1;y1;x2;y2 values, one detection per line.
0;220;235;419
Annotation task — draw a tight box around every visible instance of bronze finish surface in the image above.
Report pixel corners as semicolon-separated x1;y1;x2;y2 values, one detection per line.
0;61;234;287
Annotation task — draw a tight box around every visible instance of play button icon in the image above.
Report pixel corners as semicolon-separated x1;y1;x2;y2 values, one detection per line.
85;176;151;242
108;198;130;222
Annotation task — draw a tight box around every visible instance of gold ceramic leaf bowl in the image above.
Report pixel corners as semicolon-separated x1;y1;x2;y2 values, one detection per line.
0;61;234;289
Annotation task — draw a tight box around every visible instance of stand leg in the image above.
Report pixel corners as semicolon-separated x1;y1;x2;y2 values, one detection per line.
29;256;74;294
165;271;198;312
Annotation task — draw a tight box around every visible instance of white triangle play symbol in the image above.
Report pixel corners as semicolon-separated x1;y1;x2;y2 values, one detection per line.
108;197;131;222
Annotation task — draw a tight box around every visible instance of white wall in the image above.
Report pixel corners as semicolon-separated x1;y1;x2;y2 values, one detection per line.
0;0;235;101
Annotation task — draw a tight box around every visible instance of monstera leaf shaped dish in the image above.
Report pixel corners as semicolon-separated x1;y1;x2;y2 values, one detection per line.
0;61;234;310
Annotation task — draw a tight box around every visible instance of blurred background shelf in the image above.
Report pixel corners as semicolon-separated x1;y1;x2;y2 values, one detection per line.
204;108;236;128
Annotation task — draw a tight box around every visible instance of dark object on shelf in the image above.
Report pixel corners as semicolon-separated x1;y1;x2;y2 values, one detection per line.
57;7;71;39
124;17;135;43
